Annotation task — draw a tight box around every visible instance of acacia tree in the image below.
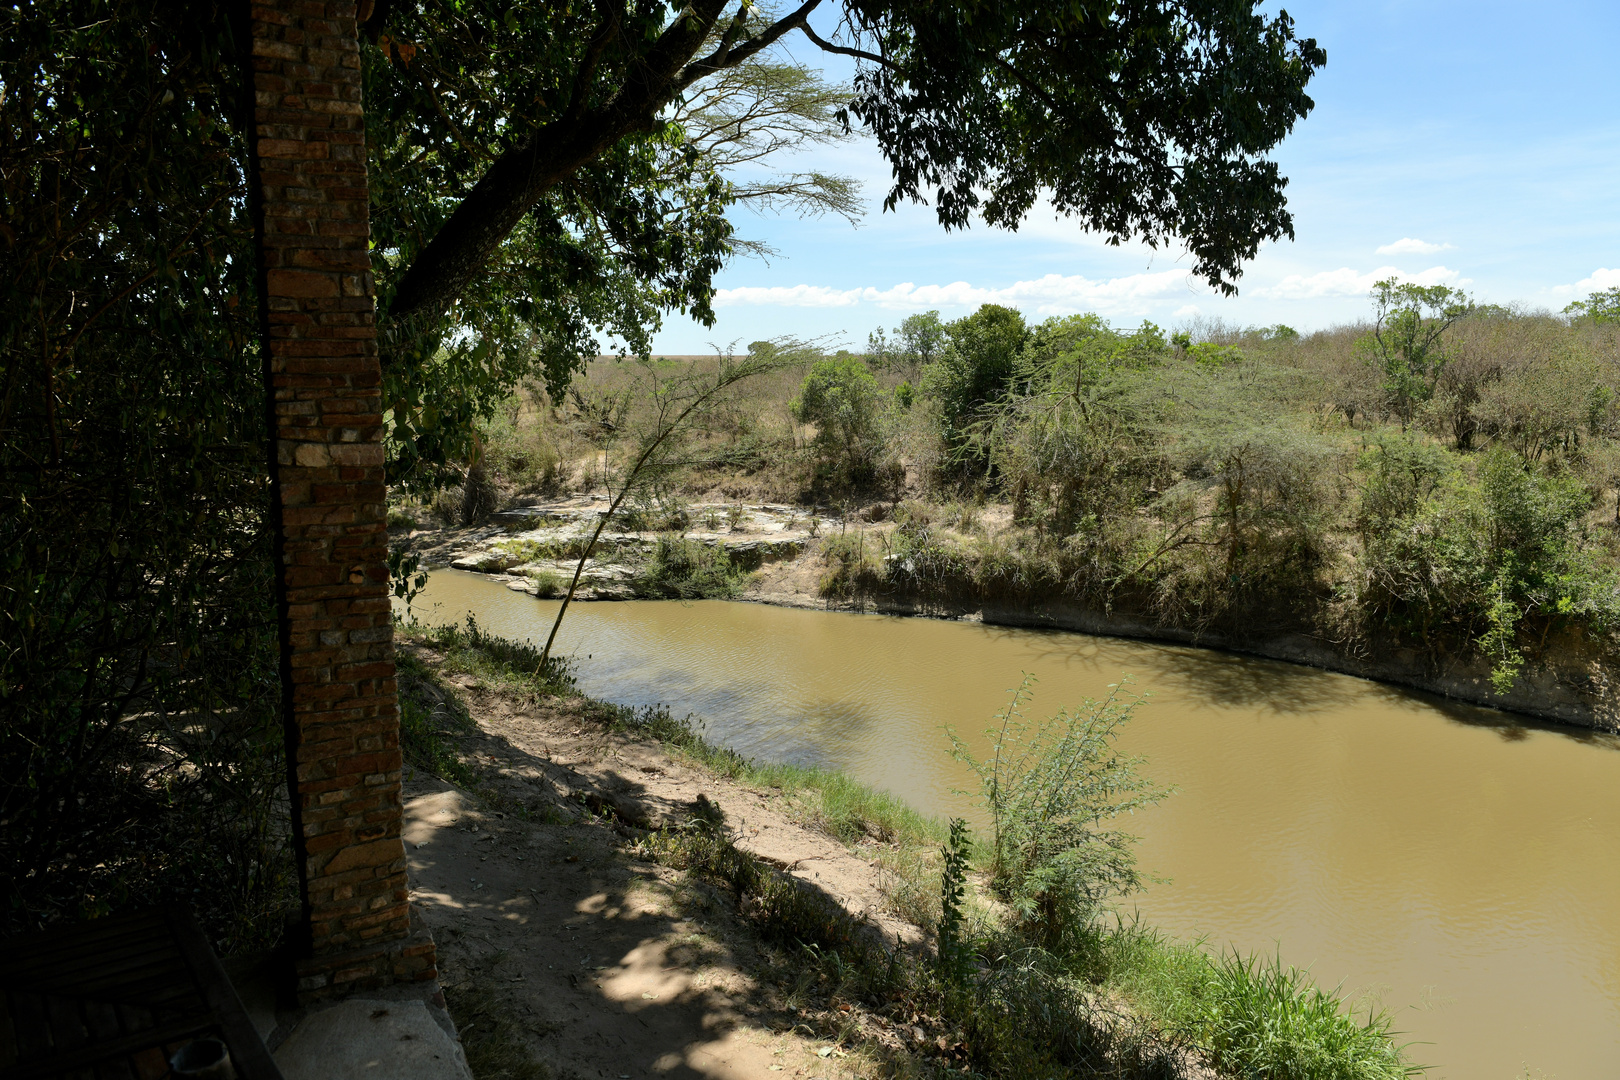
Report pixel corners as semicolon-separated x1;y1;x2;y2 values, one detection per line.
1361;279;1474;426
1564;287;1620;324
361;0;1326;479
869;310;945;372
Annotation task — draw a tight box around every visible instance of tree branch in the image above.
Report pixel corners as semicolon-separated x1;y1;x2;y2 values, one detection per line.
798;22;895;69
561;2;621;128
677;0;824;89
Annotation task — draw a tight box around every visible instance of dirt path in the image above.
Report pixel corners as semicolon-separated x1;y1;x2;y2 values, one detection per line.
401;647;923;1080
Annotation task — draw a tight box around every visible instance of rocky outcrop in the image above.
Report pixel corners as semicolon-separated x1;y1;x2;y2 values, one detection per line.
433;498;827;597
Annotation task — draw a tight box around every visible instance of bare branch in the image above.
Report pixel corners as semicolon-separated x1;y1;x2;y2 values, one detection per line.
677;0;824;89
798;22;894;69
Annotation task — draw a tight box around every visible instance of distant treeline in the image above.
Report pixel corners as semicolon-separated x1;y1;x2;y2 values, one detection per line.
468;284;1620;696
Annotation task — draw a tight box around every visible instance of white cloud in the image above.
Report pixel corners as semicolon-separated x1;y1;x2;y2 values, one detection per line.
1255;265;1468;301
1173;304;1202;318
714;270;1192;316
1375;237;1453;256
711;284;863;308
1548;268;1620;297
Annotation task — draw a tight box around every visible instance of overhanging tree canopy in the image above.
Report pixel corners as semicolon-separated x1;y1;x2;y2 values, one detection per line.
361;0;1324;480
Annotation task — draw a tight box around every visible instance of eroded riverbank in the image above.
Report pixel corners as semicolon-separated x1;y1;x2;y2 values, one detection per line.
395;498;1620;731
397;569;1620;1078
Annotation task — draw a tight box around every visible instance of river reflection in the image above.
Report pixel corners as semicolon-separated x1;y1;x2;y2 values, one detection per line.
402;570;1620;1078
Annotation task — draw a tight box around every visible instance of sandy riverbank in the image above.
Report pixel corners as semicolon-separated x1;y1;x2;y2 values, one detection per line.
398;639;943;1079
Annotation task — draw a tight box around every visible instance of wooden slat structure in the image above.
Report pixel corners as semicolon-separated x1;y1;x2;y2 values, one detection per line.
0;909;283;1080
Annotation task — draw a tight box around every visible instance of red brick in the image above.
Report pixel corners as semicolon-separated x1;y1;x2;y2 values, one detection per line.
252;0;425;997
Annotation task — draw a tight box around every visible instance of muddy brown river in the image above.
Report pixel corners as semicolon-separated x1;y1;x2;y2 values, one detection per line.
405;570;1620;1078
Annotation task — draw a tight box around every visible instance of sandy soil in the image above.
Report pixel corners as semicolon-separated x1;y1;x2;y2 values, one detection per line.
400;645;928;1080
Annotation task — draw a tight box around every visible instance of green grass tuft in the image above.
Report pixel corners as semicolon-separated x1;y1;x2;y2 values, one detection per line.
1200;950;1423;1080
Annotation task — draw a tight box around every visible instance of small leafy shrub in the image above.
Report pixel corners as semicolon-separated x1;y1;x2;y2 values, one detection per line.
792;354;888;487
387;545;430;619
638;536;748;599
951;677;1161;953
1356;432;1453;532
613;499;690;532
818;532;882;599
479;399;568;497
937;818;974;985
1188;341;1244;367
429;488;462;526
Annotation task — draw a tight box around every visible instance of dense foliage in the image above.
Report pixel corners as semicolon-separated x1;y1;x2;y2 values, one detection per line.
4;0;1323;947
894;300;1620;692
951;677;1160;953
0;1;288;944
0;0;1354;956
791;352;888;485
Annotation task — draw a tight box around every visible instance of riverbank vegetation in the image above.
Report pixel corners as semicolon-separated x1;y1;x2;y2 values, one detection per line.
398;617;1423;1078
424;287;1620;696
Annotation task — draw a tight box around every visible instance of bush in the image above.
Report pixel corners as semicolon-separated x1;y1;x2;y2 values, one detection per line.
1155;421;1340;622
480;397;569;497
950;677;1162;953
791;353;886;486
993;388;1155;537
793;354;881;443
638;536;749;599
1358;449;1619;689
1355;431;1454;533
1;2;290;949
922;304;1029;459
817;532;883;599
1472;349;1611;462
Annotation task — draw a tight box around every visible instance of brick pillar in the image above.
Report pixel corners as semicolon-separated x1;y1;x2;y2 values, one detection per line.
245;0;435;999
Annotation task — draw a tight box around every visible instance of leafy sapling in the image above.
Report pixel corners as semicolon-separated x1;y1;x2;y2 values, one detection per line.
937;817;974;986
950;675;1164;952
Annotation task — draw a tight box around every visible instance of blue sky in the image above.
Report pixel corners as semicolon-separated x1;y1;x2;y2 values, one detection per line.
646;0;1619;354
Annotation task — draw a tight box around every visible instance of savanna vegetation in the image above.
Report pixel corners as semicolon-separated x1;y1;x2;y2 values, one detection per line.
440;285;1620;697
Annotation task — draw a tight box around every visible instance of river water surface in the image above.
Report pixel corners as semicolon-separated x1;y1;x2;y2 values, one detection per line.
405;570;1620;1078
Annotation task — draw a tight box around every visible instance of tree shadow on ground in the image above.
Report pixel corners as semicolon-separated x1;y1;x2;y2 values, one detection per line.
403;721;881;1080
